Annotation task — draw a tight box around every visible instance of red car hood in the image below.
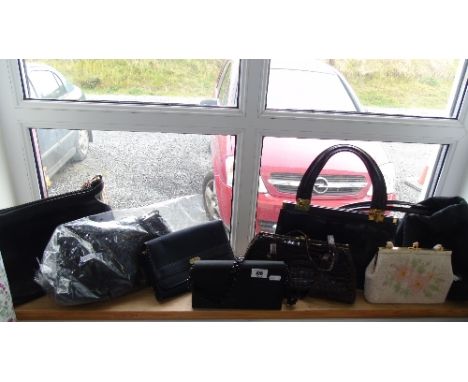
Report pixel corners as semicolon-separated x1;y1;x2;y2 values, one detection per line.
260;137;389;176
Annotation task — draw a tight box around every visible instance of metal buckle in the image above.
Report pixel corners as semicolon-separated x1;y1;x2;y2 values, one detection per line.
295;198;311;211
368;208;385;222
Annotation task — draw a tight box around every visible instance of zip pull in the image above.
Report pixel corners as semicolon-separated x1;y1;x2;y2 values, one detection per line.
327;234;336;251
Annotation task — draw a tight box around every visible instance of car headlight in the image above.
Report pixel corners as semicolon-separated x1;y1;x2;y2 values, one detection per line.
258;176;268;194
380;162;396;194
226;155;234;187
368;162;396;196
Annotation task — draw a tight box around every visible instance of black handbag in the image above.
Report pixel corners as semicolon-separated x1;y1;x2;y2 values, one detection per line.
0;176;111;306
244;232;356;303
190;259;288;310
143;220;234;301
275;144;398;289
393;196;468;300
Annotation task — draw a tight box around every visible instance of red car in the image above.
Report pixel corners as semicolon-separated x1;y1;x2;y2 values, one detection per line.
202;60;397;232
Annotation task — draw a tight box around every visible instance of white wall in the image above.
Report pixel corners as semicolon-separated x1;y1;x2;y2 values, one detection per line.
0;127;15;208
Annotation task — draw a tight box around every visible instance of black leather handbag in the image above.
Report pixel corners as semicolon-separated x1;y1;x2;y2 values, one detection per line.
0;176;111;306
143;220;234;301
190;259;288;310
275;144;398;289
244;232;356;303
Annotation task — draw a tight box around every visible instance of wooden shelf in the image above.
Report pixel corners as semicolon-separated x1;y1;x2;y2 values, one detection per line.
14;288;468;320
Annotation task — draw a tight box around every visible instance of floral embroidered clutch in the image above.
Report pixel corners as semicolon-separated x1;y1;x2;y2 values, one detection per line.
364;242;454;304
0;251;15;321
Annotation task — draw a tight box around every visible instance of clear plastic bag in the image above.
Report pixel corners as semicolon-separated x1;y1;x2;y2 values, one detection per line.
36;208;170;305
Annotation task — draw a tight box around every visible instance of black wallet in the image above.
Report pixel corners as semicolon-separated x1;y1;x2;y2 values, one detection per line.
190;260;287;310
143;220;234;300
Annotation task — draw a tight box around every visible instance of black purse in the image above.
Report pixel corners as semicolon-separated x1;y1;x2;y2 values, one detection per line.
190;259;288;310
275;144;398;289
244;232;356;303
0;176;111;306
143;220;234;301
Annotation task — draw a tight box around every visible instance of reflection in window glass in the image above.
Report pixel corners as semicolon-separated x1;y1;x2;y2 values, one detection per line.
255;137;442;233
23;59;237;107
31;129;233;232
266;59;464;117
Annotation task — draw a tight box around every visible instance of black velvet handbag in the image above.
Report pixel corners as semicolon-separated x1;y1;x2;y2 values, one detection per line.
0;176;111;306
394;196;468;300
190;259;288;310
275;144;398;289
244;232;356;303
143;220;234;301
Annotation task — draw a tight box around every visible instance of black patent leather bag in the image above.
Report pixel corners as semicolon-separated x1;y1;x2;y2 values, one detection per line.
244;232;356;303
0;176;111;306
275;144;397;289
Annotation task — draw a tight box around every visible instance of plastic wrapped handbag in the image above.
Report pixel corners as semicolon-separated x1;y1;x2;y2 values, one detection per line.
364;242;454;304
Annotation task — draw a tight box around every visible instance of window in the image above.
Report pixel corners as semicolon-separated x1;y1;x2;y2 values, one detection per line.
31;128;233;232
255;138;443;233
266;59;466;117
1;59;467;256
22;59;237;107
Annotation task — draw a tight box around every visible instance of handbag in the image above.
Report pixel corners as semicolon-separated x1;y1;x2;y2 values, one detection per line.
0;175;111;306
190;259;288;310
244;232;356;303
393;196;468;300
364;242;454;303
143;220;234;301
35;208;170;305
275;144;398;289
0;251;15;321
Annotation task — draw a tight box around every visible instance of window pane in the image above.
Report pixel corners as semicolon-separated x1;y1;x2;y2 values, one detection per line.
266;59;465;118
31;129;234;233
255;137;442;233
22;60;238;107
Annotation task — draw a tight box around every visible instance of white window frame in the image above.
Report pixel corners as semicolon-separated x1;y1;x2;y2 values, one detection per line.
1;59;468;255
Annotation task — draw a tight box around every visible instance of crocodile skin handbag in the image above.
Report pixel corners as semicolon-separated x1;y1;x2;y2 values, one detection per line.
244;232;356;303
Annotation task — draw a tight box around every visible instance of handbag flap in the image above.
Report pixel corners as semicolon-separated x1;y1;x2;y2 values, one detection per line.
144;221;234;292
145;220;232;269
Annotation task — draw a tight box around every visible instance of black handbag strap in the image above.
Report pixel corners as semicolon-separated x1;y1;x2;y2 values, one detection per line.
296;144;387;213
342;200;431;215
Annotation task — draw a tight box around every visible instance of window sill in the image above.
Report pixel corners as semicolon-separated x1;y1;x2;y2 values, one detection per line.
14;288;468;321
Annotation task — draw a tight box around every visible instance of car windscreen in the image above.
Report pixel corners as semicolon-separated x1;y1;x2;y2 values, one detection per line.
267;69;357;112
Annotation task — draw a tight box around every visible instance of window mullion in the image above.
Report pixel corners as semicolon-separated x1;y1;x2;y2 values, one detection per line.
230;60;269;255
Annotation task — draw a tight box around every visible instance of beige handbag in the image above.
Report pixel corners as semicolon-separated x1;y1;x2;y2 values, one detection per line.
364;242;454;304
0;251;15;321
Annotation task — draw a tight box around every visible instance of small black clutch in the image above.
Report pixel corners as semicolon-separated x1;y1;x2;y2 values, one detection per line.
143;220;234;301
190;259;287;310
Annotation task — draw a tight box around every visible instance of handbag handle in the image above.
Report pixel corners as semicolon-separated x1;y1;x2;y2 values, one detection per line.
296;144;388;218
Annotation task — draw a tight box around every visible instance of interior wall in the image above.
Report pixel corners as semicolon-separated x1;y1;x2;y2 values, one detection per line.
0;125;15;208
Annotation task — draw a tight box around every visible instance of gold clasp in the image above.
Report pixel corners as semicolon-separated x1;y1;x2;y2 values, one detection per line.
295;198;311;211
189;256;201;265
368;209;385;222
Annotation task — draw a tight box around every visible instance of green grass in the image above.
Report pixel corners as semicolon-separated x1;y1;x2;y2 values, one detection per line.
32;59;225;98
332;59;461;110
30;59;462;110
